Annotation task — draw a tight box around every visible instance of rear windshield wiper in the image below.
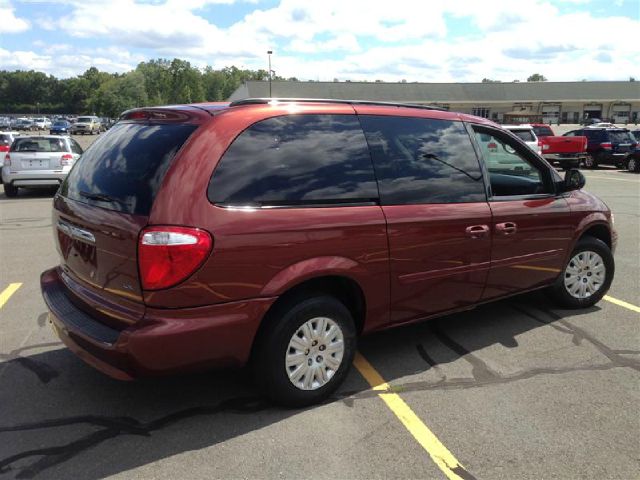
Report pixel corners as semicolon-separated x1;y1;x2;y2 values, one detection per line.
79;191;131;206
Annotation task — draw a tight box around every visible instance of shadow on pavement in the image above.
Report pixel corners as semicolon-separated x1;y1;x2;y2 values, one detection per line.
1;291;634;479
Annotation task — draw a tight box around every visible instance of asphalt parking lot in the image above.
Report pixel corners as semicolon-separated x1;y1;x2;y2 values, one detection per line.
1;134;639;479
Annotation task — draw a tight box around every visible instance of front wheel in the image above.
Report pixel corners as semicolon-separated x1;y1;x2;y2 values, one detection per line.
253;295;356;407
548;236;614;309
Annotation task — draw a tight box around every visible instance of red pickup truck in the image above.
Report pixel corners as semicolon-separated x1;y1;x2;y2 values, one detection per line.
531;124;588;169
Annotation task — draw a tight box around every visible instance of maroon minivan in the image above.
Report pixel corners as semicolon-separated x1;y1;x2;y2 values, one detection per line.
41;99;616;406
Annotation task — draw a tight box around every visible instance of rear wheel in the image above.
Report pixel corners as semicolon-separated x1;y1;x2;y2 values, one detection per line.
4;183;18;197
253;294;356;407
583;154;597;169
628;156;639;173
548;236;614;309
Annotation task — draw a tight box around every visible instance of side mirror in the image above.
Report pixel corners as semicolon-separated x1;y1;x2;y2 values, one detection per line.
563;168;586;192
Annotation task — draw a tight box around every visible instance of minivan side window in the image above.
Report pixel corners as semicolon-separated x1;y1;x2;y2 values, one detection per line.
208;114;378;206
359;116;486;204
473;128;550;197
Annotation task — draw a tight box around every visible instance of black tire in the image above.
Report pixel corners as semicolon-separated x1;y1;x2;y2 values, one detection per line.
4;183;18;197
548;236;614;309
583;154;597;169
253;294;356;407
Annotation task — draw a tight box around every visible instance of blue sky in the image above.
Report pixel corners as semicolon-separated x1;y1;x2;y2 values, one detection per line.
1;0;639;81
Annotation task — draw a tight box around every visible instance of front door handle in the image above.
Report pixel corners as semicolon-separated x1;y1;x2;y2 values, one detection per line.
465;224;490;238
496;222;517;235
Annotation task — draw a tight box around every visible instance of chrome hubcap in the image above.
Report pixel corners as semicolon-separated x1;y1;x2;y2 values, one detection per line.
629;158;636;171
286;317;344;391
585;156;593;167
564;251;606;299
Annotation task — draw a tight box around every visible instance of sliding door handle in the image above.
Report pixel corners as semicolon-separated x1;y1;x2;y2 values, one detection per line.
496;222;517;235
465;224;490;238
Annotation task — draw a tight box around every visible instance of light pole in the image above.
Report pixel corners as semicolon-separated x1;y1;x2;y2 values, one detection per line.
267;50;273;97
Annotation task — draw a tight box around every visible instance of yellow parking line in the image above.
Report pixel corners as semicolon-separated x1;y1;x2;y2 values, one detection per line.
603;295;640;313
353;352;473;480
0;283;22;309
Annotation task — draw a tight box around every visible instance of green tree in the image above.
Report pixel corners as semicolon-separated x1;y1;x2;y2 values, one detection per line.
527;73;547;82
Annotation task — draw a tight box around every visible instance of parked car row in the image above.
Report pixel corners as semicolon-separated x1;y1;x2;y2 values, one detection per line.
502;123;639;173
0;115;116;133
564;127;639;171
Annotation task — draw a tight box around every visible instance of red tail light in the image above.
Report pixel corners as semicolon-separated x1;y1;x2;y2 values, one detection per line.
138;226;212;290
3;154;10;166
61;153;74;166
600;142;612;149
0;145;9;153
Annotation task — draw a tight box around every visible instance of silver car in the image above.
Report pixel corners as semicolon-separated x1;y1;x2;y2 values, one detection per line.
2;135;83;197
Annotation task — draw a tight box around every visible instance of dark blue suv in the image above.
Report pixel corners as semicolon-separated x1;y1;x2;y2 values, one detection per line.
564;128;637;169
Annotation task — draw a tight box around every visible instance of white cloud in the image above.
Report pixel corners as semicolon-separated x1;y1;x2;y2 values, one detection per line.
0;0;29;34
1;0;639;82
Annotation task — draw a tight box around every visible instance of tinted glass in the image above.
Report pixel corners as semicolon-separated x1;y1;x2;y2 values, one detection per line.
584;130;604;140
359;115;485;204
0;134;11;145
208;114;377;206
474;129;548;197
77;117;93;123
608;131;634;143
510;130;535;142
69;139;83;155
533;126;554;136
11;137;68;152
60;122;196;215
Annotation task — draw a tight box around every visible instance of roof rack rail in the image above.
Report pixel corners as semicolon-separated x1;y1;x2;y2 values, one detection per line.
228;98;446;111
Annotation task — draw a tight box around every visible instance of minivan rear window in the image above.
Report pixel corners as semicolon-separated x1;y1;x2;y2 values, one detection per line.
60;122;196;215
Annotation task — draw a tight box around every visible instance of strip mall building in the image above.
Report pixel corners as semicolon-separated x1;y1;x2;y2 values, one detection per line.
229;80;640;125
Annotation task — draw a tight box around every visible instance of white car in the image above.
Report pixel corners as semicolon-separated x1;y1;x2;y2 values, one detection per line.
502;124;541;155
586;122;616;129
2;135;83;197
33;118;52;130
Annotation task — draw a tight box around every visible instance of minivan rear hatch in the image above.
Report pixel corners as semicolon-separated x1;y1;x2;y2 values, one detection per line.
54;119;198;321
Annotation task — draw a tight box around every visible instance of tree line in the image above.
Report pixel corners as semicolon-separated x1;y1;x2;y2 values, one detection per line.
0;59;287;117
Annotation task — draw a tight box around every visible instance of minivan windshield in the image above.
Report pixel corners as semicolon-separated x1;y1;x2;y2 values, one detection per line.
60;122;196;215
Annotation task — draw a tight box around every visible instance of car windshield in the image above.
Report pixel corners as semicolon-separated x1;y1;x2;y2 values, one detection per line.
53;121;69;127
533;126;554;136
77;117;92;122
510;130;535;142
11;137;67;152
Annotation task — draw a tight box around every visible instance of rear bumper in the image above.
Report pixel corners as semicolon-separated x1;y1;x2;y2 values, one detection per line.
41;267;276;379
2;167;68;187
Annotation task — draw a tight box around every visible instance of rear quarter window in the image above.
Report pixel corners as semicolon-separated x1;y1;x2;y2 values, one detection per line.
608;131;634;143
208;114;378;206
60;122;196;215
